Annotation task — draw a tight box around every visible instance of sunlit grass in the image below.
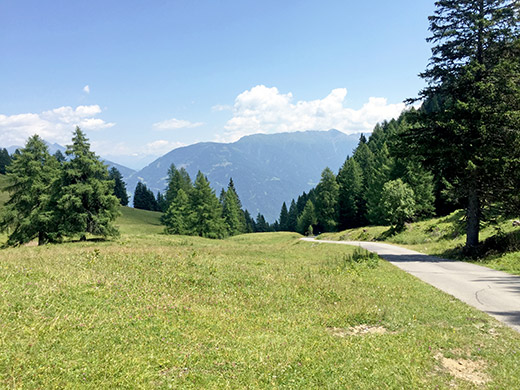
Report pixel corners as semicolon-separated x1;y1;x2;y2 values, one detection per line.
1;231;520;388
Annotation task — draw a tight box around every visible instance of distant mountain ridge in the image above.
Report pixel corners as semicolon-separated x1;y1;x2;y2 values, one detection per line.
5;141;136;180
127;130;361;221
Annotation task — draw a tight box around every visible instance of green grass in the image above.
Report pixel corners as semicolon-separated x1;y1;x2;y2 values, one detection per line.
1;231;520;388
116;206;163;235
319;211;520;275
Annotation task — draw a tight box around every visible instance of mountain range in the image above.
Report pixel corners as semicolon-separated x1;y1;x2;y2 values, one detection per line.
5;130;361;221
126;130;360;221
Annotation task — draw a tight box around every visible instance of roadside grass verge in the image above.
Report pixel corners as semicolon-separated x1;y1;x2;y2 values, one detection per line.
319;211;520;275
1;232;519;388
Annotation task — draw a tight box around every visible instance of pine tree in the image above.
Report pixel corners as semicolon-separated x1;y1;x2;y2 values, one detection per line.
243;210;255;233
0;135;59;245
254;213;269;232
108;167;129;206
156;191;167;212
403;0;520;250
55;127;120;240
163;189;191;235
189;171;226;238
164;164;192;206
314;167;339;232
53;149;66;164
365;143;392;225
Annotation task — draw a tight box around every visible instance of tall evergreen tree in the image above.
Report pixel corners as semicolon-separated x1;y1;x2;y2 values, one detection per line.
337;157;364;229
254;213;269;232
53;149;66;164
287;199;298;232
108;167;129;206
278;202;289;231
189;171;226;238
0;135;59;245
55;127;120;240
365;143;392;225
314;167;339;232
402;0;520;250
297;200;317;235
164;164;192;206
222;181;245;236
133;182;158;211
163;189;191;235
0;148;12;174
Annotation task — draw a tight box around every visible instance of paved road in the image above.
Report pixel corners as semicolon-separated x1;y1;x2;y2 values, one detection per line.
301;238;520;332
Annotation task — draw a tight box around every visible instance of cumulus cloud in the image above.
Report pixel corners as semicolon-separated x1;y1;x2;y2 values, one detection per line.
220;85;406;142
0;105;115;146
153;118;204;130
83;85;90;94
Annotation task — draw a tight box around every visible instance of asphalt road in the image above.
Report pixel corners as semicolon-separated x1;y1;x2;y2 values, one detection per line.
301;238;520;332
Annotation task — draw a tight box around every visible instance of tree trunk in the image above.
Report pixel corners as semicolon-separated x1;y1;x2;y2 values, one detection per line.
465;184;480;250
38;231;45;246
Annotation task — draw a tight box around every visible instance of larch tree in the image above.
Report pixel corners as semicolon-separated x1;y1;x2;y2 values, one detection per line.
0;135;59;245
55;127;120;240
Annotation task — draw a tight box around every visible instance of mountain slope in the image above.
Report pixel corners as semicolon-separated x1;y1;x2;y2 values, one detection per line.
128;130;360;221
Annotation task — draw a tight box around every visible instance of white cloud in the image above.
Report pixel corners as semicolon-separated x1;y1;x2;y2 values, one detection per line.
144;140;186;155
0;105;115;146
220;85;407;142
91;139;186;159
153;118;204;130
211;104;232;112
83;85;90;94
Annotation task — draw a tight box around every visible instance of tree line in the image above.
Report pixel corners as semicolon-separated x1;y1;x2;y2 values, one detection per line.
0;128;121;245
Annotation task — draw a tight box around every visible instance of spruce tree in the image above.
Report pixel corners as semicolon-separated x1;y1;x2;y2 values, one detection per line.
164;164;192;206
287;199;298;232
254;213;269;232
0;148;12;174
279;202;289;231
297;200;317;235
55;127;120;240
337;157;364;229
221;179;246;236
0;135;59;245
403;0;520;250
108;167;129;206
314;167;339;232
53;149;66;164
189;171;226;238
133;182;158;211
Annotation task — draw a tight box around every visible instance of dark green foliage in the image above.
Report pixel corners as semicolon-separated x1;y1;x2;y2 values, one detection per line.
243;210;255;233
278;202;289;231
401;0;520;249
287;200;298;232
254;213;270;232
337;157;363;229
55;127;120;240
0;136;59;245
0;148;12;174
109;167;129;206
314;167;339;233
162;189;190;235
133;182;158;211
189;171;227;239
156;191;167;212
222;178;246;236
164;164;192;205
53;149;66;163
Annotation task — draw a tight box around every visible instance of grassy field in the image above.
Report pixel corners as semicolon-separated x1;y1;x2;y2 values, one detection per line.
319;211;520;275
1;209;520;389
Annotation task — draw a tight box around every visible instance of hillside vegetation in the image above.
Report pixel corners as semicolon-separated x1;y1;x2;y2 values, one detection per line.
319;211;520;275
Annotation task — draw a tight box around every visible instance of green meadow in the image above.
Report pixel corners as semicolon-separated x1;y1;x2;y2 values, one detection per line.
0;206;519;389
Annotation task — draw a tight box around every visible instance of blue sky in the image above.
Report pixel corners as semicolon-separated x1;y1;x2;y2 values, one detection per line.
0;0;435;169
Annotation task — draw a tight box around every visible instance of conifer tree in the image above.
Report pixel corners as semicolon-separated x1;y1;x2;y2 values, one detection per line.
133;182;158;211
0;135;59;245
278;202;289;231
314;167;339;232
254;213;269;232
164;164;192;206
365;143;392;225
337;157;364;229
163;189;191;235
109;167;129;206
189;171;226;238
0;148;12;174
55;127;120;240
287;199;298;232
403;0;520;250
53;149;66;164
222;183;245;236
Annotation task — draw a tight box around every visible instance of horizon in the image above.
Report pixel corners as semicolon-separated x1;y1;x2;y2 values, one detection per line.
1;1;434;168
